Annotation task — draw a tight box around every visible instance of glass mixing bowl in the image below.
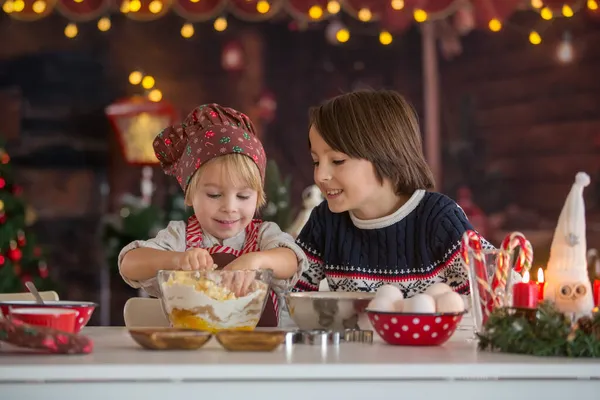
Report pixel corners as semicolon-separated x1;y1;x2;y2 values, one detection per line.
157;269;273;333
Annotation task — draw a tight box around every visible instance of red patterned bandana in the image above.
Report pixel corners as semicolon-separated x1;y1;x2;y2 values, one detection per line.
153;104;266;194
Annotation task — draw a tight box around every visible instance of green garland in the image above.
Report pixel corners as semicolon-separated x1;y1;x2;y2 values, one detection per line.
477;301;600;357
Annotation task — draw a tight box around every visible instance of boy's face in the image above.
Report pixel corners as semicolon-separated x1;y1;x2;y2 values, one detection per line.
309;127;391;219
187;161;258;241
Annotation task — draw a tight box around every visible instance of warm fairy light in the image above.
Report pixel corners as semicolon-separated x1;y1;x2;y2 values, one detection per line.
181;23;194;38
540;7;553;20
562;4;574;17
589;0;599;10
488;18;502;31
379;31;392;45
357;8;372;22
327;1;340;14
129;71;143;85
336;28;350;43
129;0;141;12
529;31;542;45
256;0;270;14
2;1;14;13
120;0;130;13
148;89;162;102
531;0;543;8
141;76;155;89
391;0;404;10
148;0;163;14
13;0;25;12
97;17;111;31
65;23;78;38
309;5;323;19
414;9;428;22
214;17;227;31
32;0;46;13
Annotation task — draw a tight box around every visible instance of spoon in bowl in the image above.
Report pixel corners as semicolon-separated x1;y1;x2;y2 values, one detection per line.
25;281;45;305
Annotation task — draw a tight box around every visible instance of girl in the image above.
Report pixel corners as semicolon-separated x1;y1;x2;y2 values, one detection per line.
119;103;307;327
294;90;497;297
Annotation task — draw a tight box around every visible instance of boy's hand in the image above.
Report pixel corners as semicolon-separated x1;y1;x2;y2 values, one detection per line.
176;248;215;271
222;253;262;296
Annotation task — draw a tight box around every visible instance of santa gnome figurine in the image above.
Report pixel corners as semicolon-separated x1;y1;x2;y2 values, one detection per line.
543;172;595;317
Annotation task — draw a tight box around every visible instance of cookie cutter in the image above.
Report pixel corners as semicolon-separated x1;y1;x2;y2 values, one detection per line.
284;330;341;346
342;329;373;344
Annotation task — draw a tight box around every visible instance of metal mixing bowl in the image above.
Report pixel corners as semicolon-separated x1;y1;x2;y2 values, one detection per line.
284;291;375;331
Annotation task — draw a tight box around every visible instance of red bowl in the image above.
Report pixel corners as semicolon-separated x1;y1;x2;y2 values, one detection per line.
366;310;465;346
0;301;97;333
10;307;78;333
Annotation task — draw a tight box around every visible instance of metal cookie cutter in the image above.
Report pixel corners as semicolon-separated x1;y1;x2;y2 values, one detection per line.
288;330;341;346
343;329;373;344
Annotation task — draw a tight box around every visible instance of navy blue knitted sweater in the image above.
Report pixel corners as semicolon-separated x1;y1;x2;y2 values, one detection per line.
293;190;492;297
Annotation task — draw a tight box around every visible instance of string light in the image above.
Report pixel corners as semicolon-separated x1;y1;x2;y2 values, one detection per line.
13;0;24;12
414;9;427;22
120;0;130;13
562;4;574;17
32;0;46;14
391;0;404;10
141;75;155;89
181;23;194;38
256;0;270;14
589;0;599;10
488;18;502;32
357;8;372;22
556;31;574;63
2;1;14;13
214;17;227;31
529;31;542;45
335;28;350;43
531;0;543;8
97;17;111;31
129;71;143;85
148;89;163;102
379;31;392;45
540;7;552;20
129;0;141;12
308;5;323;20
74;0;83;3
148;0;163;14
327;1;340;14
64;23;78;38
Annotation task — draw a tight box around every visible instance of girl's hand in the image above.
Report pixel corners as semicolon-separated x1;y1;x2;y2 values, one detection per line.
222;253;262;296
176;248;215;271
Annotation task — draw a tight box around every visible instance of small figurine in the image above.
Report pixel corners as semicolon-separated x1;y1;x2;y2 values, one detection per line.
287;185;323;238
544;172;595;317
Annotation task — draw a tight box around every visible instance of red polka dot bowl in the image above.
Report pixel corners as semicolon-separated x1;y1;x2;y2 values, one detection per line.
0;301;97;333
9;307;78;333
366;310;466;346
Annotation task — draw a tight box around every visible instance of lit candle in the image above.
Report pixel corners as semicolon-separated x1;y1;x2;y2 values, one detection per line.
513;270;539;309
537;268;545;301
593;279;600;307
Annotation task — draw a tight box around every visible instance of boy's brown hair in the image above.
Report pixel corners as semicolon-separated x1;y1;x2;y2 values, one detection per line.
309;89;435;194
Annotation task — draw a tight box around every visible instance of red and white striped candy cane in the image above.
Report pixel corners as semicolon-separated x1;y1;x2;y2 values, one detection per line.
460;230;492;324
497;231;533;307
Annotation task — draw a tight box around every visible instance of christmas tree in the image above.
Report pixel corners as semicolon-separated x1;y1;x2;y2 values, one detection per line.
0;140;57;293
261;160;293;230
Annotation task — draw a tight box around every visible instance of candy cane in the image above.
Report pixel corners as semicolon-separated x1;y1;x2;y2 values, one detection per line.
460;230;492;325
497;232;533;307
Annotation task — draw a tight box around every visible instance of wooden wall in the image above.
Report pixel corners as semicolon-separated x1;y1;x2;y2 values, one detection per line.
440;13;600;217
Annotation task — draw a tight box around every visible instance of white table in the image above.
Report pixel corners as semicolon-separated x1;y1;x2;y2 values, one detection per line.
1;327;598;400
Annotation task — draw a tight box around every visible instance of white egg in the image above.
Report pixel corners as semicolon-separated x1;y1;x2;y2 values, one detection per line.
424;282;453;299
367;297;395;312
393;299;404;312
402;294;436;314
375;284;404;302
435;291;465;313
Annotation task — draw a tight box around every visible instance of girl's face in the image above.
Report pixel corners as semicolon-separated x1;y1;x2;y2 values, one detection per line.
309;127;396;219
187;160;258;240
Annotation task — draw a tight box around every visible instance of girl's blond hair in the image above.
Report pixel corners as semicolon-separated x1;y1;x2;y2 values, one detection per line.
185;153;266;208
